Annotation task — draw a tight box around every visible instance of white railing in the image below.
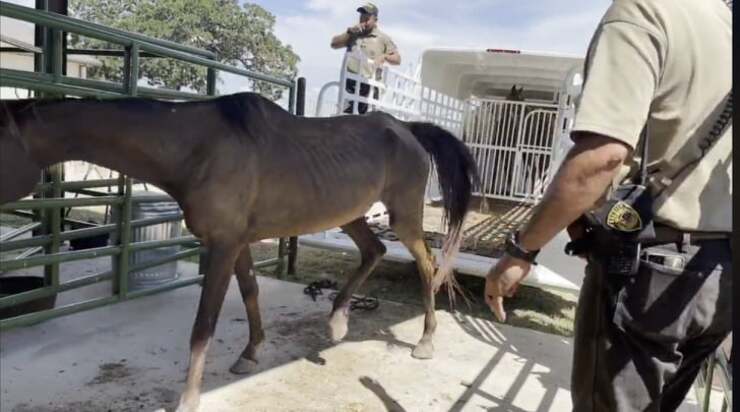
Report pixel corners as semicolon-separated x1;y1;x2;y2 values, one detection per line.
319;50;468;135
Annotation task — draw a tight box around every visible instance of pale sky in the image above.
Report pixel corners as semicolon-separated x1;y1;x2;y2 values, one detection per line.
218;1;612;113
4;0;613;112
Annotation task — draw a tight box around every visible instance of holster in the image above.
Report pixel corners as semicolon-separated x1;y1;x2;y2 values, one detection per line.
565;183;656;276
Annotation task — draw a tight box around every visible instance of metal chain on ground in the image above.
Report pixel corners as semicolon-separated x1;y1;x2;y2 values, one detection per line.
302;279;380;311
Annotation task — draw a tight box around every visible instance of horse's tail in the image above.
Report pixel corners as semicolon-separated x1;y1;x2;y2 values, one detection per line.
406;121;480;304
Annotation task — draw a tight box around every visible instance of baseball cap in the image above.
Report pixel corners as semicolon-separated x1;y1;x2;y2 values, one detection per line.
357;2;379;16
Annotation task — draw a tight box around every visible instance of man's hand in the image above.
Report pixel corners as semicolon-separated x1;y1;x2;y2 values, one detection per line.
347;23;366;35
484;255;532;322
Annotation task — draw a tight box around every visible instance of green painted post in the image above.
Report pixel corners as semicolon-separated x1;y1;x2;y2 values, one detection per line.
197;65;217;279
110;177;124;297
40;167;56;287
112;44;139;298
31;0;49;238
207;68;217;96
287;77;306;276
273;83;299;277
48;164;62;288
40;1;63;289
33;0;48;76
117;178;133;299
288;84;296;114
49;28;63;82
276;238;287;277
124;43;139;95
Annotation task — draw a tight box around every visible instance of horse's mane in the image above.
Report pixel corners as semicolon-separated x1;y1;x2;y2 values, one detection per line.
211;92;290;134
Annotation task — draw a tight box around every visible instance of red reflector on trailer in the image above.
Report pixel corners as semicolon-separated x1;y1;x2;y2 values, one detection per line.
486;49;521;54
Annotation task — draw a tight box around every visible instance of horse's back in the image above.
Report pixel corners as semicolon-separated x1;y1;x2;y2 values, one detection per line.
245;112;427;238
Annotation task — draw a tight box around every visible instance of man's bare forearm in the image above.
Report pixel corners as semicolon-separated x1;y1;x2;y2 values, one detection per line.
517;133;631;251
385;52;401;65
331;32;352;49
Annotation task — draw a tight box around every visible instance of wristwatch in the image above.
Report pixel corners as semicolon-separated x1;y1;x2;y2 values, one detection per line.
505;231;540;264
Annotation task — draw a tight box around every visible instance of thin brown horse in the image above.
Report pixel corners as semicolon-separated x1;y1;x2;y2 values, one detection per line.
0;93;479;412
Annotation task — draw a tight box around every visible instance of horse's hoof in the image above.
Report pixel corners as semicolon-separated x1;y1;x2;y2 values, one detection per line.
174;402;198;412
411;342;434;360
328;310;349;343
229;357;258;375
175;393;200;412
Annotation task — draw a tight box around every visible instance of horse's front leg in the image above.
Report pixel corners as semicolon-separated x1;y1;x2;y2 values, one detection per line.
176;241;240;412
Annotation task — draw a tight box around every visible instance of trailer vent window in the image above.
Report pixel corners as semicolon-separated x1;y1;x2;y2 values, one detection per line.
486;49;521;54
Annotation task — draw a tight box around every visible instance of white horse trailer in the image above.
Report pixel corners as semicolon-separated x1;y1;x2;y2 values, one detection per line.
420;48;583;203
303;48;584;293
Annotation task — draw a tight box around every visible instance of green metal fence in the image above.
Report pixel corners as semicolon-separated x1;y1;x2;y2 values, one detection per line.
0;1;304;329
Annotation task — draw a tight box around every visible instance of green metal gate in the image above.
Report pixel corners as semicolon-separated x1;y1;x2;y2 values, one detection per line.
0;1;304;329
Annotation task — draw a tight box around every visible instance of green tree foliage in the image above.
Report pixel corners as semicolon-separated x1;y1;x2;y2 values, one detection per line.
69;0;299;99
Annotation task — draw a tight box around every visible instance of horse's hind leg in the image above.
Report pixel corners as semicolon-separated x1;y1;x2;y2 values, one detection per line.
229;246;265;375
328;217;386;342
176;241;240;412
387;203;438;360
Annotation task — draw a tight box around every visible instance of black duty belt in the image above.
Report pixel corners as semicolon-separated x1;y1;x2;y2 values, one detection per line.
650;225;730;245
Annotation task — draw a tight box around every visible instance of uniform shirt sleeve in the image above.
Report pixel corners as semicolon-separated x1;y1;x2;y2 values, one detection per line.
572;21;666;149
383;35;398;55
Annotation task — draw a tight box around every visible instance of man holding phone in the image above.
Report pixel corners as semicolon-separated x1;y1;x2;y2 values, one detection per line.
330;3;401;114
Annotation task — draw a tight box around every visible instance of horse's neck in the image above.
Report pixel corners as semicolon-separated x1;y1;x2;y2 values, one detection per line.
21;100;193;195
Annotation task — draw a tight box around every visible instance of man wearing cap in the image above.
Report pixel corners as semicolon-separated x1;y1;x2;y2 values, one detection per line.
484;0;732;410
331;3;401;114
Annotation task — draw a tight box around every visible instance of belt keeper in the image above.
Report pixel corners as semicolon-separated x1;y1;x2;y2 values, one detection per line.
679;232;691;252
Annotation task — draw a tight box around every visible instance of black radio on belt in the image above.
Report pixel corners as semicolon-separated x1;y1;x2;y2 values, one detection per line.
582;182;655;275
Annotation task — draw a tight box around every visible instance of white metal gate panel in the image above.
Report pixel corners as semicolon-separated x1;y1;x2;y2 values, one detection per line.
512;108;559;198
463;99;560;203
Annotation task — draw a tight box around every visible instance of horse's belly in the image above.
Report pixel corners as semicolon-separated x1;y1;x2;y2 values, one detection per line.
248;143;389;239
249;193;380;240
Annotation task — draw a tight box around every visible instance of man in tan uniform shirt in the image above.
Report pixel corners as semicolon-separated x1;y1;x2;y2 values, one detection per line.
485;0;732;410
330;3;401;114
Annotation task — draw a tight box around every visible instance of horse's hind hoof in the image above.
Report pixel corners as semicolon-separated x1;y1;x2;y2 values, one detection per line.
174;396;199;412
411;341;434;359
328;309;349;343
229;357;258;375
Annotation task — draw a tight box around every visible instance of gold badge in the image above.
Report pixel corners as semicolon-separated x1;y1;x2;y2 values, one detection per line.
606;201;643;232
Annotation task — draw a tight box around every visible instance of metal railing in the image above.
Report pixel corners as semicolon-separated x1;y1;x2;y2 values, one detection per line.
696;346;732;412
332;50;468;135
0;1;304;329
